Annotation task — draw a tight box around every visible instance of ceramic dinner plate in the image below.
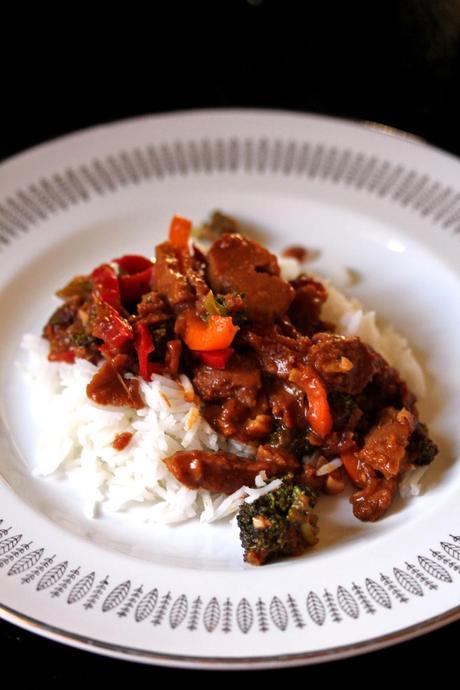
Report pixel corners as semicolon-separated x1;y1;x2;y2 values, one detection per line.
0;110;459;668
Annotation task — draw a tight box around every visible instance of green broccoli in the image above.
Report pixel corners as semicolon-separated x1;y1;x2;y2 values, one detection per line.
236;475;319;566
407;422;439;466
268;425;316;458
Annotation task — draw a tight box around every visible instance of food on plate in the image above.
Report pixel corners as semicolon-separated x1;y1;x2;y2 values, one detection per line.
237;474;319;566
23;211;438;565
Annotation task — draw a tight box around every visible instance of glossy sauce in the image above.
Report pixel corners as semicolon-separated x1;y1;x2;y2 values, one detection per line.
112;432;133;451
282;245;309;262
164;447;299;494
86;355;144;409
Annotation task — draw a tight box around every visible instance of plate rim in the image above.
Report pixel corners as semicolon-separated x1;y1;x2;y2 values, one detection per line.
2;600;459;669
1;108;460;667
1;106;456;172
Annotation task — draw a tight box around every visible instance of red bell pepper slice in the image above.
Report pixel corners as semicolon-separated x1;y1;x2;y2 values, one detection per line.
134;322;155;381
198;348;234;369
112;255;154;306
113;255;153;274
91;264;121;311
48;351;76;364
305;373;332;438
149;362;166;375
91;296;133;349
119;267;154;305
169;215;192;249
289;366;333;438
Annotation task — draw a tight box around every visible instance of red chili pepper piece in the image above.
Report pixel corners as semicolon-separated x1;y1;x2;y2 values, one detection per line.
198;347;234;369
91;264;122;311
112;255;155;306
48;351;76;364
134;322;155;381
91;296;133;349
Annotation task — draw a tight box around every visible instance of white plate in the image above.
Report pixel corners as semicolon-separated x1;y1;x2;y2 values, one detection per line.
0;110;459;669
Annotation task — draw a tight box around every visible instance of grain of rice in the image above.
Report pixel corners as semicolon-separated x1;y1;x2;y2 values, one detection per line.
316;458;343;476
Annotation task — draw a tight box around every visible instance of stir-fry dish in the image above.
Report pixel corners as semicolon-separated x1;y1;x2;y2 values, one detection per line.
41;212;438;565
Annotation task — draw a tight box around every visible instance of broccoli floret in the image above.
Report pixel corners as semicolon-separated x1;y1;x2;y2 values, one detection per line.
236;475;319;566
328;392;358;431
407;422;439;466
268;426;316;458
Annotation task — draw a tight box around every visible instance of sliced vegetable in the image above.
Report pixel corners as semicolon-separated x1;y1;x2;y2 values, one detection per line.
91;264;121;311
112;255;154;306
341;451;362;487
289;366;332;438
169;214;192;249
113;255;153;275
181;310;238;351
149;362;166;375
98;343;115;359
198;347;234;369
91;296;133;349
134;323;155;381
119;267;153;305
56;275;92;300
202;290;227;317
48;350;76;364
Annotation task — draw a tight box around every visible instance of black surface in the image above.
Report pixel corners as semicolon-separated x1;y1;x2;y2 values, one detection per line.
0;614;459;679
1;0;460;163
1;0;459;681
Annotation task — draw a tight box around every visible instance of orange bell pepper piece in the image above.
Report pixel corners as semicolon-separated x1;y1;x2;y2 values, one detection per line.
169;214;192;249
182;311;238;351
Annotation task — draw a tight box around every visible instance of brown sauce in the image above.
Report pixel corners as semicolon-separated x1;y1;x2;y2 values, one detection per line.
112;432;133;451
42;213;438;533
86;355;144;409
282;245;309;262
164;447;299;495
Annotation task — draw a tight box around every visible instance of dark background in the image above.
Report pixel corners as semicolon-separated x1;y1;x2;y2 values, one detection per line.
1;0;460;162
1;0;459;681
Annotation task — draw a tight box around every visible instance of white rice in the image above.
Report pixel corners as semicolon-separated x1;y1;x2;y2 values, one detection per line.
315;458;343;477
320;281;426;399
21;262;427;523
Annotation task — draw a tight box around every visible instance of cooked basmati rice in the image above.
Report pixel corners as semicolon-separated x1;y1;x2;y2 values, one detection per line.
315;458;343;477
21;264;427;524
